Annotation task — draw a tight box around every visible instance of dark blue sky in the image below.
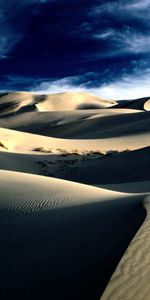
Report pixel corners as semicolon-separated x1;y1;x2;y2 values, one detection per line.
0;0;150;99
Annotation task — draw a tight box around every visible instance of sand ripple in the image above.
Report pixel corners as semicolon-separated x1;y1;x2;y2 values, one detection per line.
0;170;122;215
100;196;150;300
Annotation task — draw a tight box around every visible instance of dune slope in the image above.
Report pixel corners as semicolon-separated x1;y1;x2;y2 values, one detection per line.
114;96;150;111
0;146;150;186
0;92;34;115
35;91;116;111
58;146;150;185
0;127;150;154
0;108;140;138
0;170;146;299
101;197;150;300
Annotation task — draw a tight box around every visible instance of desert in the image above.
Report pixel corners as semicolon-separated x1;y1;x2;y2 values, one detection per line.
0;91;150;299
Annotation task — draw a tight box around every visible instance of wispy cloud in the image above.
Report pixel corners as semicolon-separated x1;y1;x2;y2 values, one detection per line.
89;2;120;17
92;27;150;57
112;30;150;55
90;0;150;17
0;0;51;59
126;0;150;10
0;31;22;59
92;29;114;40
31;76;87;94
30;68;150;100
92;69;150;100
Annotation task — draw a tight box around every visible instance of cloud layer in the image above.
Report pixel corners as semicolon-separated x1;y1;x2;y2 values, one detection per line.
0;0;150;99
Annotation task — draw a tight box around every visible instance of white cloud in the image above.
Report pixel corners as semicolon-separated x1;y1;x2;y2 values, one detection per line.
31;69;150;100
93;29;114;40
127;35;150;54
92;69;150;100
90;2;118;17
92;27;150;56
89;3;150;56
126;0;150;10
32;76;87;94
90;0;150;17
113;30;150;54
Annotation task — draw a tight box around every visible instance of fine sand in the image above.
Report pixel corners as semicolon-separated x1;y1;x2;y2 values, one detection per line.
101;197;150;300
0;170;146;299
0;91;150;299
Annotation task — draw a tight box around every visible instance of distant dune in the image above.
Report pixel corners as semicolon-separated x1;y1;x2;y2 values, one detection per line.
0;91;116;116
0;91;150;299
114;96;150;111
144;99;150;111
0;92;34;115
0;108;145;138
34;92;116;111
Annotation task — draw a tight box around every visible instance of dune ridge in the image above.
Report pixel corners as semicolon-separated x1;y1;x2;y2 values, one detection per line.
0;170;127;215
0;92;34;115
35;91;116;111
0;127;149;154
100;196;150;300
0;91;116;117
114;97;150;111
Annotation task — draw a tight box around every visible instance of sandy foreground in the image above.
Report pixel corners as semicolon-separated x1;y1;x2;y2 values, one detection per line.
0;91;150;299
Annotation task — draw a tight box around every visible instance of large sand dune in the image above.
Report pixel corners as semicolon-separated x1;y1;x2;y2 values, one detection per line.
35;91;116;111
0;91;150;299
0;108;147;139
0;108;140;137
0;126;149;154
0;170;146;299
0;91;116;117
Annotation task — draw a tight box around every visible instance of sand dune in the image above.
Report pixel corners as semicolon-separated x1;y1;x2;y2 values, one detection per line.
35;92;116;111
115;96;150;111
0;92;34;115
0;108;147;139
57;146;150;185
0;146;150;186
0;91;150;299
99;181;150;194
0;170;132;213
0;91;116;117
0;108;139;136
144;99;150;111
0;126;149;154
0;170;146;299
100;197;150;300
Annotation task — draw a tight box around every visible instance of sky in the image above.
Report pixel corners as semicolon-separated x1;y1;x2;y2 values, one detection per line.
0;0;150;99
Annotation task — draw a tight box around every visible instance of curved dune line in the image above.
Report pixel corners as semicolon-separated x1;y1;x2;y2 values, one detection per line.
144;99;150;111
35;92;116;112
1;127;150;154
0;170;126;215
100;196;150;300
